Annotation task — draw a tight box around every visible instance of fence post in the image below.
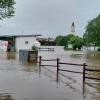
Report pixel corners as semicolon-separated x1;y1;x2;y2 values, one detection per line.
56;58;60;83
39;56;42;66
57;58;60;73
83;63;86;82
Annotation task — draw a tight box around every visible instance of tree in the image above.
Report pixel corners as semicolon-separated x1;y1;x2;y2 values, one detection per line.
70;36;83;50
83;14;100;48
66;34;75;42
0;0;15;20
55;35;68;46
55;34;83;50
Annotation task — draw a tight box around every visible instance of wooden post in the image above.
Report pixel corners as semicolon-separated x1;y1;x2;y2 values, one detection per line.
39;56;42;66
83;63;86;82
57;58;60;73
83;63;87;97
56;58;60;83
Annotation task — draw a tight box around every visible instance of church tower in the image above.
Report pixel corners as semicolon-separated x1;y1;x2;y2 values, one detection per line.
70;22;75;34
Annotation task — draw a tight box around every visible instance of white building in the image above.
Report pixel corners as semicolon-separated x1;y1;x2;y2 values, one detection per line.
0;40;8;51
0;34;41;52
70;22;75;35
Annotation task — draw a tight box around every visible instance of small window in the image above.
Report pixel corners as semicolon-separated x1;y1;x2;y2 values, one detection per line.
25;41;28;44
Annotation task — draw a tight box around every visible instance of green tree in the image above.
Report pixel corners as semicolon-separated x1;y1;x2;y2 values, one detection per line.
55;34;83;50
70;36;83;50
0;0;15;20
55;35;68;46
66;34;75;42
83;14;100;48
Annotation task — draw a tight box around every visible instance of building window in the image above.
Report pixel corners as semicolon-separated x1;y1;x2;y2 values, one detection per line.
25;41;28;44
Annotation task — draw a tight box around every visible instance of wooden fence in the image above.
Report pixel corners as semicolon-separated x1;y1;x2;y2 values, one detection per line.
38;48;54;51
34;56;100;82
83;67;100;82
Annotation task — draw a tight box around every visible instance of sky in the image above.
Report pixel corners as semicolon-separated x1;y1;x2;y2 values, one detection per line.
0;0;100;37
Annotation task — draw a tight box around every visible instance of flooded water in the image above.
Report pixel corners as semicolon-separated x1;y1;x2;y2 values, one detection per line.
0;46;100;100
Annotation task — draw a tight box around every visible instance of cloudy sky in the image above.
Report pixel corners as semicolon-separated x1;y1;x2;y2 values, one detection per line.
0;0;100;37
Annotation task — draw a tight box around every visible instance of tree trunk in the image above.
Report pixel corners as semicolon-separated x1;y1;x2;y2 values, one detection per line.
94;43;96;51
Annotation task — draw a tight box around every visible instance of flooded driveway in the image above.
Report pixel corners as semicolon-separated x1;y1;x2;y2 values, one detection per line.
0;46;100;100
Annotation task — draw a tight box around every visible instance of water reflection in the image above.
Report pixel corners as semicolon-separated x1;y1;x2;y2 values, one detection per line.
36;49;100;100
0;47;100;100
86;51;100;59
6;52;16;60
38;59;100;100
40;65;81;92
19;61;39;72
70;54;85;58
0;93;14;100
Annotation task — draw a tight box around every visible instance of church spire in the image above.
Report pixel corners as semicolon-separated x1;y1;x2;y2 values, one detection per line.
70;22;75;34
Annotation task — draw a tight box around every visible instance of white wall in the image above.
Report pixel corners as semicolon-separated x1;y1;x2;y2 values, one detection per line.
0;40;8;51
68;44;73;49
15;37;40;52
83;46;99;51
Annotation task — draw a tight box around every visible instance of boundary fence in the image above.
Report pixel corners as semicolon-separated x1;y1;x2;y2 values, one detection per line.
83;67;100;82
34;56;100;82
38;48;54;51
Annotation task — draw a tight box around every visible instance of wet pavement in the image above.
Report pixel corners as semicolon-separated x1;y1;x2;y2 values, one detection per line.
0;46;100;100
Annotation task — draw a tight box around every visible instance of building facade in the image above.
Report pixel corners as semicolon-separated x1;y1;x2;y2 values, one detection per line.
36;38;56;46
0;34;41;52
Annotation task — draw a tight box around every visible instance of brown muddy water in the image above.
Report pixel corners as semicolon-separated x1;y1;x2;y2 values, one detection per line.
0;46;100;100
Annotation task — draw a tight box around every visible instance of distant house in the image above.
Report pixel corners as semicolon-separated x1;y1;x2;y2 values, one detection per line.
0;34;41;52
68;44;73;49
36;37;56;46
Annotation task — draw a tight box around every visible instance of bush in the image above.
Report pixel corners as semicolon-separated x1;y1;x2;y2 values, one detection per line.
97;48;100;51
32;45;38;50
64;45;68;50
73;44;77;50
